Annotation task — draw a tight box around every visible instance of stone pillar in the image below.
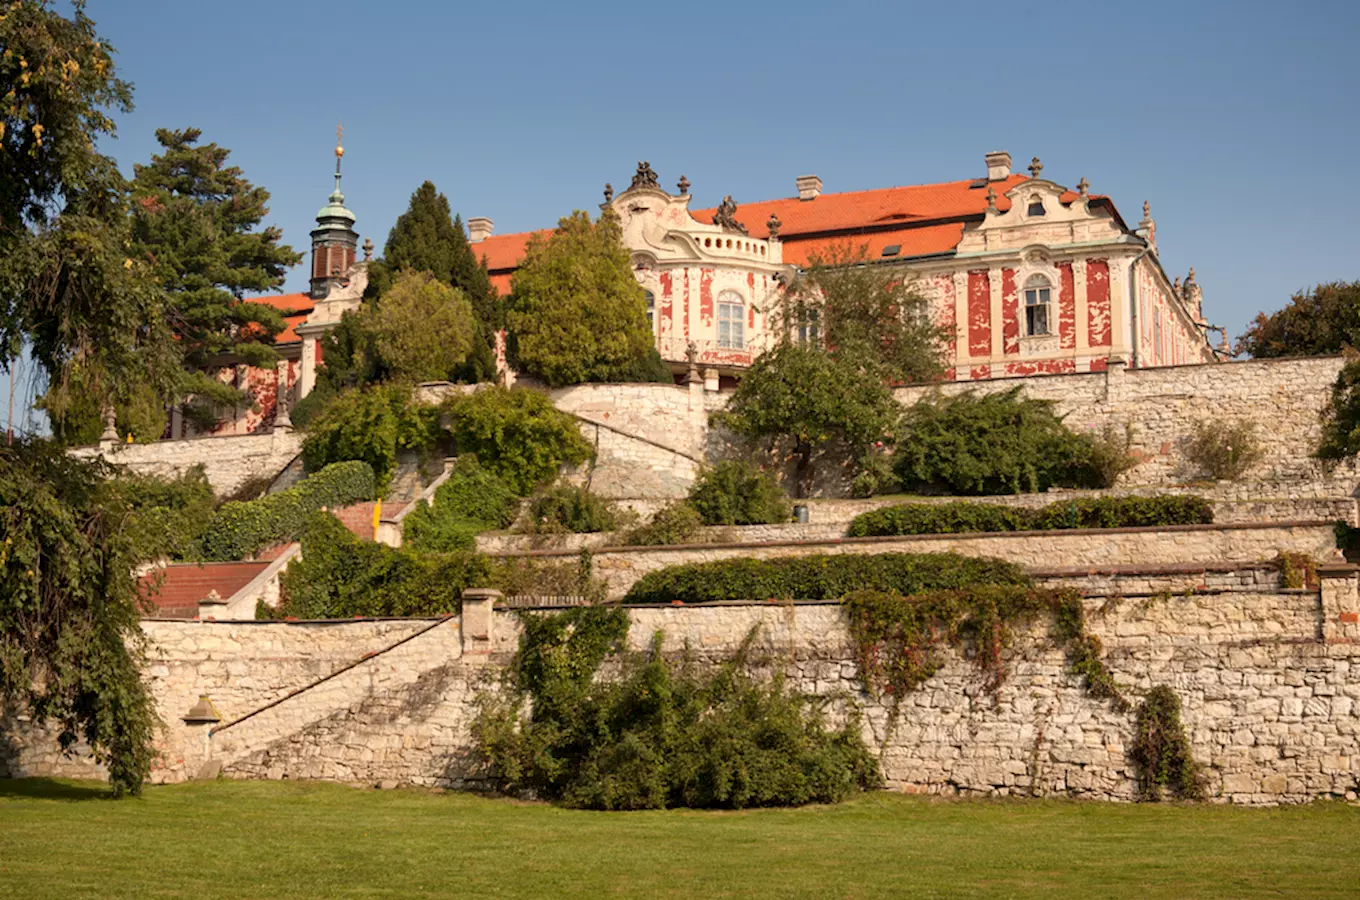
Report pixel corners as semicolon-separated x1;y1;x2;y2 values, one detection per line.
1103;356;1126;408
461;588;501;656
1317;563;1359;640
182;695;222;780
703;367;720;393
273;360;293;433
299;335;318;400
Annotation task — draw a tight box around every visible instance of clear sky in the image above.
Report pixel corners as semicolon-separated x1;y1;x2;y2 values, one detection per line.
4;0;1359;431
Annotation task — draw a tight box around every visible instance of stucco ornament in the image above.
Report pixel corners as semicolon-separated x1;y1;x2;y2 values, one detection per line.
713;195;748;235
630;161;660;191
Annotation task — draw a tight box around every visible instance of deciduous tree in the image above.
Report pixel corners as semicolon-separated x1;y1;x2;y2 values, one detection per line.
1238;281;1360;359
369;270;475;383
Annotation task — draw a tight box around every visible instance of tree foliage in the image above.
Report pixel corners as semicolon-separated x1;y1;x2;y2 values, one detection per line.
442;387;592;494
0;441;158;796
1237;281;1360;359
369;270;475;383
0;3;179;435
715;342;898;497
791;243;948;383
507;209;658;387
365;181;499;382
1317;357;1360;464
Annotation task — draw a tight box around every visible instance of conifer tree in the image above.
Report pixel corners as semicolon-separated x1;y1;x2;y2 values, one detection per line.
507;208;664;387
365;181;499;381
129;127;301;421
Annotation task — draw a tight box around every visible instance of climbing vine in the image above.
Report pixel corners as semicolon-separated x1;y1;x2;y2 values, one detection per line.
1129;686;1206;801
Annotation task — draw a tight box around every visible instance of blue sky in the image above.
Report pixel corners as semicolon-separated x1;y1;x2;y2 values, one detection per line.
3;0;1358;430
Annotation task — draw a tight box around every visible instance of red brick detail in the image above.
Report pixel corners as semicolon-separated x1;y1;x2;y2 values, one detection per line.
659;271;674;330
1057;261;1076;350
1089;358;1108;372
1340;612;1359;624
1086;259;1111;347
699;269;714;331
967;271;990;358
1003;359;1076;377
1000;268;1019;355
330;501;410;541
969;364;991;380
747;272;756;329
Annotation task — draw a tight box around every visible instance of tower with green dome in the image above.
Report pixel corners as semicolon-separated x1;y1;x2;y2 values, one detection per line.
309;127;359;299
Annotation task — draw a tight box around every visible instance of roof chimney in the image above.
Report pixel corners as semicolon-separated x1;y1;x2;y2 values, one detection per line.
796;174;822;201
467;217;494;243
984;151;1012;181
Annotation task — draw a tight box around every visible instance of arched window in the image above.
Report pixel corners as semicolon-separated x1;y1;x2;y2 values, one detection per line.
1023;275;1051;336
1026;195;1046;217
644;290;656;332
717;290;745;349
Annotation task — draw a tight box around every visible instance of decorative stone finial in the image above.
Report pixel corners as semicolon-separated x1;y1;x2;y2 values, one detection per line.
362;237;374;261
684;341;701;384
629;161;659;191
1186;266;1196;284
1143;200;1151;220
1077;176;1089;197
1173;276;1182;293
712;195;748;235
100;406;118;443
767;213;781;239
677;175;690;195
1028;156;1043;178
985;186;998;213
183;695;221;725
603;183;613;203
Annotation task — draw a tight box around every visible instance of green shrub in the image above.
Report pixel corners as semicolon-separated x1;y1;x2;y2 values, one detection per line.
623;501;704;546
1086;423;1139;487
1186;418;1265;481
488;551;607;603
847;495;1214;538
402;457;519;553
527;484;617;534
623;552;1028;605
848;501;1033;537
301;384;442;490
199;461;377;561
687;460;791;526
475;607;880;809
279;511;489;618
444;387;592;495
1129;685;1206;801
1027;495;1213;530
894;388;1113;495
101;465;217;561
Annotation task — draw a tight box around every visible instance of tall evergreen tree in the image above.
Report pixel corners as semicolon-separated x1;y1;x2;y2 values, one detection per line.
365;181;499;381
129;127;301;422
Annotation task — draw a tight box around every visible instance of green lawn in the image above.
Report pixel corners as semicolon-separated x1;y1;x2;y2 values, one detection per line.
1;779;1357;899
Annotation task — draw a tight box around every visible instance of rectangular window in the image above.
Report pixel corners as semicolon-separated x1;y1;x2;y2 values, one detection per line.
1024;287;1050;336
718;302;744;349
798;308;820;345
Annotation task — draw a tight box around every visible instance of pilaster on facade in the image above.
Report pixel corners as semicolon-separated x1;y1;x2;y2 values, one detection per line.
1072;259;1089;354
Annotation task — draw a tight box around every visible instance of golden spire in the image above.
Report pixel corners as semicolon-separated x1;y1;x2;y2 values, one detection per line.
335;122;344;159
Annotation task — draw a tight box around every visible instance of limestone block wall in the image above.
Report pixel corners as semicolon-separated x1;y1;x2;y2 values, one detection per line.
489;521;1342;600
73;431;302;498
5;567;1359;804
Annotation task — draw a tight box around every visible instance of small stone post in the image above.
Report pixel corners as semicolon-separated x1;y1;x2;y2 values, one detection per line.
182;695;222;780
461;588;502;657
1317;563;1359;639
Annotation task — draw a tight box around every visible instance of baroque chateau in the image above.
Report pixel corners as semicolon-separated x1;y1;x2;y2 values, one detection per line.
198;145;1220;435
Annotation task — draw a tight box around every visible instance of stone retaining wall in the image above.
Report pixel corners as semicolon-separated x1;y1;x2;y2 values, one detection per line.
5;566;1358;804
488;521;1342;600
73;431;302;498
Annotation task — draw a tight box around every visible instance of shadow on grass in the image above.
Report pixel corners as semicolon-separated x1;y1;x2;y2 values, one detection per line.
0;777;113;801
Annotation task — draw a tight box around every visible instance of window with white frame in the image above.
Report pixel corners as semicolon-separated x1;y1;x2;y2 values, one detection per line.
1023;275;1052;336
717;290;745;349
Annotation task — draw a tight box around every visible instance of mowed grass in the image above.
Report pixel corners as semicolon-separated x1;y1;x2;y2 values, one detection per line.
1;779;1358;899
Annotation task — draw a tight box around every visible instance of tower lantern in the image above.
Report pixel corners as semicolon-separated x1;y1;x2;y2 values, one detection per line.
309;125;359;299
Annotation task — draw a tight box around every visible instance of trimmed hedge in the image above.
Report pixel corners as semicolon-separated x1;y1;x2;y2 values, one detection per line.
847;495;1214;538
199;461;377;561
622;552;1028;605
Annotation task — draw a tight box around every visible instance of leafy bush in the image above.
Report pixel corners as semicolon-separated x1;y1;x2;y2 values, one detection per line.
475;607;880;809
1085;424;1139;488
527;484;618;534
487;551;606;603
1186;418;1265;481
278;512;489;618
848;501;1033;537
622;501;704;546
623;552;1028;605
199;461;376;561
1318;358;1360;464
1129;686;1206;801
1027;495;1213;530
101;465;217;561
894;388;1114;495
443;387;592;495
403;457;519;553
301;384;442;490
687;460;791;526
848;495;1214;537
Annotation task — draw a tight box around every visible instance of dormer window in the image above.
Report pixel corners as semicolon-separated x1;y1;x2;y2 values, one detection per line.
717;291;745;349
1026;196;1046;217
1023;275;1051;336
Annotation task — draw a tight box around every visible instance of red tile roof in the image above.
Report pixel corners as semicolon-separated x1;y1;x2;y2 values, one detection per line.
249;292;314;344
138;561;270;619
470;174;1121;292
331;501;410;540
